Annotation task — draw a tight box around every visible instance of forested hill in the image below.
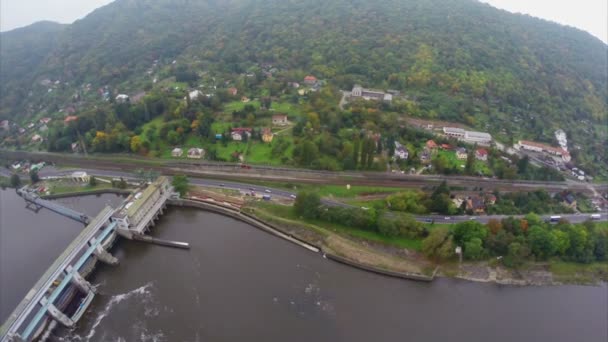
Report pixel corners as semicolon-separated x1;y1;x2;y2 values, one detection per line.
1;0;606;144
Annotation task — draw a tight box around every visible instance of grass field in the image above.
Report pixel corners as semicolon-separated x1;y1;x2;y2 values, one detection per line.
254;202;424;250
224;100;261;112
549;261;608;283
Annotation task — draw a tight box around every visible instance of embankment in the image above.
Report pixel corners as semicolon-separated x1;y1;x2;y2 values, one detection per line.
170;198;435;282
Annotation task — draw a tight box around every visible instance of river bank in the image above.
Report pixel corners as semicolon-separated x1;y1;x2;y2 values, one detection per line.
36;187;608;286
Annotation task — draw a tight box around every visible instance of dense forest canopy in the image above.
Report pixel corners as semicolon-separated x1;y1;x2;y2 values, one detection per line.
0;0;606;169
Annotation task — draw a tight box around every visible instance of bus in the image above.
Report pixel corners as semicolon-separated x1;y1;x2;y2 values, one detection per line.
549;216;562;222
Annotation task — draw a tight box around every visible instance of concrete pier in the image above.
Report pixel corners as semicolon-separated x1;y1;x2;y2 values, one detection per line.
39;299;74;329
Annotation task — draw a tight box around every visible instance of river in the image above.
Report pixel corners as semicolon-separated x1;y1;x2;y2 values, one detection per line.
1;189;606;341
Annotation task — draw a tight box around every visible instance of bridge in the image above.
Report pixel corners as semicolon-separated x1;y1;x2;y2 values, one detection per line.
18;188;91;224
2;177;183;342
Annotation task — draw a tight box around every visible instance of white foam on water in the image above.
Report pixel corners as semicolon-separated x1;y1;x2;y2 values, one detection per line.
68;282;154;341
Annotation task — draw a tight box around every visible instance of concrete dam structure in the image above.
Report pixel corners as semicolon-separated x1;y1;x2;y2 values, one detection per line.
1;177;185;342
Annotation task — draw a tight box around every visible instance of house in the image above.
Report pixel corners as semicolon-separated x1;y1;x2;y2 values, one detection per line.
456;147;468;160
71;142;80;153
228;87;238;96
241;96;250;103
350;84;392;102
420;149;431;164
0;120;9;131
115;94;130;103
64;116;78;124
39;124;48;132
171;148;184;157
231;128;252;141
31;134;43;143
303;75;317;85
188;90;203;101
443;127;466;139
440;144;452;150
272;114;289;126
288;82;300;88
215;133;223;140
466;196;486;214
394;141;409;160
485;194;497;205
261;128;274;143
187;147;205;159
39;117;52;124
475;148;488;161
426;140;438;150
18;127;26;135
561;193;577;209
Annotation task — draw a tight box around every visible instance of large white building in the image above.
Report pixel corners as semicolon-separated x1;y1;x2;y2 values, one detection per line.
463;131;492;145
443;127;466;138
443;127;492;145
516;140;571;162
351;85;392;102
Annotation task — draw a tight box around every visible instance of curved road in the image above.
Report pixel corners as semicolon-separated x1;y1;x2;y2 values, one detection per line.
2;166;605;224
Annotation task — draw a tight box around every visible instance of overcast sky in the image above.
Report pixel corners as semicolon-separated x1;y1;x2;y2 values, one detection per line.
1;0;606;43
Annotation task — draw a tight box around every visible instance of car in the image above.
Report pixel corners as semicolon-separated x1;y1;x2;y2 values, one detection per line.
469;217;477;220
265;189;271;193
289;194;297;199
219;184;225;187
444;217;451;220
249;187;254;191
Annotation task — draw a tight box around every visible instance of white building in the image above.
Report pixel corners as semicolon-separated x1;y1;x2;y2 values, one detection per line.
443;127;466;138
188;90;203;101
394;141;409;160
463;131;492;145
115;94;130;103
187;147;205;159
171;148;183;157
351;85;393;102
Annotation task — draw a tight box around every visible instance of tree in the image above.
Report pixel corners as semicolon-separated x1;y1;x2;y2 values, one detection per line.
528;226;557;259
10;174;21;188
130;135;143;153
453;221;488;247
465;148;475;174
464;238;484;260
172;175;189;197
503;242;530;268
89;176;98;187
29;170;40;184
517;155;530;174
294;191;321;219
422;227;454;261
551;229;570;256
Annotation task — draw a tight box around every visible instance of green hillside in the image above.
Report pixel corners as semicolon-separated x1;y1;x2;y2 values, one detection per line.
0;0;606;175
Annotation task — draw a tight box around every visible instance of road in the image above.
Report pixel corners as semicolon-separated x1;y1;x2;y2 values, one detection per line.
3;166;604;224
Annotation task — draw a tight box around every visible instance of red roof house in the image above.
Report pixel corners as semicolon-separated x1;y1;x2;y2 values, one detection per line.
475;148;488;161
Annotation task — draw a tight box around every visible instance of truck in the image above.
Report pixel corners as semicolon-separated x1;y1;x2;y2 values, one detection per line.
262;194;271;201
590;214;601;220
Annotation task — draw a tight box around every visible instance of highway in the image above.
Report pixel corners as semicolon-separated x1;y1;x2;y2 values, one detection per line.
3;165;604;224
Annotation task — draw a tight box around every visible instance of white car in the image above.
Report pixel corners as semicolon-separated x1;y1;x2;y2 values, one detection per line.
290;194;297;199
265;189;271;193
